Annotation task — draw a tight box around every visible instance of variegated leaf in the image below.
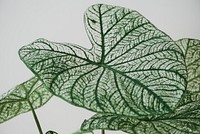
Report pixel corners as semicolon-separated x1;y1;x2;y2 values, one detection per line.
176;39;200;105
0;77;52;123
19;4;186;117
82;101;200;134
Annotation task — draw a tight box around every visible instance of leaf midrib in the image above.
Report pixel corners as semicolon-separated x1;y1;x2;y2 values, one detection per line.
99;5;105;63
0;99;26;105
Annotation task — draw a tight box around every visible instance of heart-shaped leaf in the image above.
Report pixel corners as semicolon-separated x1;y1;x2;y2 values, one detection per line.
19;4;186;117
81;101;200;134
176;39;200;105
0;77;52;123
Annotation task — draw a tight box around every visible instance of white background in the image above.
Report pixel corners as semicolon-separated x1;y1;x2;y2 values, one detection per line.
0;0;200;134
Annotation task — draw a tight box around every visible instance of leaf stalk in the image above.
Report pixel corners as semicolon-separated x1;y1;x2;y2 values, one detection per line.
102;129;105;134
28;100;43;134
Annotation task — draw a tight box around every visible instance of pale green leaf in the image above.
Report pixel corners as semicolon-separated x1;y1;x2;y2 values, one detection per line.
176;39;200;105
0;77;52;123
19;4;186;117
82;101;200;134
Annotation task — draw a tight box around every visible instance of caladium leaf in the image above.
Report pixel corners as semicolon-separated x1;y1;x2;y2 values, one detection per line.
0;77;52;123
135;101;200;134
19;4;186;117
176;39;200;105
81;39;200;134
82;101;200;134
81;113;140;133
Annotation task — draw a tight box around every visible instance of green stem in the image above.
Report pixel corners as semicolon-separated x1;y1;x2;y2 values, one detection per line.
28;100;43;134
102;129;105;134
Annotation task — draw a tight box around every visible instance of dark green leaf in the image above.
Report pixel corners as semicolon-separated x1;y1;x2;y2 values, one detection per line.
46;130;58;134
176;39;200;105
82;101;200;134
19;4;186;117
0;77;52;123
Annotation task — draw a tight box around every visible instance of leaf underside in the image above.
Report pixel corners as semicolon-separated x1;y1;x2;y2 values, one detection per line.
19;4;186;117
0;77;52;123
